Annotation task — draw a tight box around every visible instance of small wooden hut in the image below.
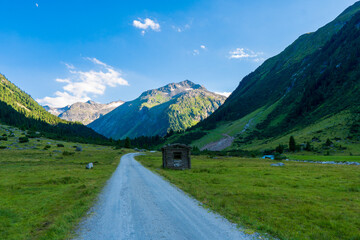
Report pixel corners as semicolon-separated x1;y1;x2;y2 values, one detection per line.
161;144;191;169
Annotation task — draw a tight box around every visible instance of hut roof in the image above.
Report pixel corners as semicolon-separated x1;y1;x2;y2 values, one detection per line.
161;143;192;150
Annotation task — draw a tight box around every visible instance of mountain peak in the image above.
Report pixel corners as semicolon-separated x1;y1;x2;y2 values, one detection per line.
86;100;96;105
89;81;226;139
44;100;124;125
146;80;205;98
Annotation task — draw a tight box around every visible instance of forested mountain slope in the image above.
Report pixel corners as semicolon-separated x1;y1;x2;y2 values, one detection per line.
0;74;106;143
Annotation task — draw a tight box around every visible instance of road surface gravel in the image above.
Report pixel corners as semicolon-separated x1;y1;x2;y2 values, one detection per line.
74;153;260;240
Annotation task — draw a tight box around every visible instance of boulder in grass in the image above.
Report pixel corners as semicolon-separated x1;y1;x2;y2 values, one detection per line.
86;163;93;169
76;146;83;152
271;162;285;167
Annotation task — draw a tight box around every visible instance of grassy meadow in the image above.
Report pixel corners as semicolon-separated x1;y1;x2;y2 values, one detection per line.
136;153;360;240
0;124;130;240
287;154;360;163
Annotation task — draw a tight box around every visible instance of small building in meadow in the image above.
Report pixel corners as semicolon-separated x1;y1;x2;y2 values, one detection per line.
162;144;191;169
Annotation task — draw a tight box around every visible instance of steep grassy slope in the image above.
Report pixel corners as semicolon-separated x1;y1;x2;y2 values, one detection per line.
89;80;226;139
203;1;360;124
0;74;106;143
170;2;360;151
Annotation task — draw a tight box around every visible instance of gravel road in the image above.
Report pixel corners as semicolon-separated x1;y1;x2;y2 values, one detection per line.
74;153;259;240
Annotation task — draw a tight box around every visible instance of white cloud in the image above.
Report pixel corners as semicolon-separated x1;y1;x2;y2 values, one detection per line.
37;58;129;108
133;18;160;35
215;92;232;97
229;48;264;62
200;45;206;50
35;3;39;7
38;92;90;109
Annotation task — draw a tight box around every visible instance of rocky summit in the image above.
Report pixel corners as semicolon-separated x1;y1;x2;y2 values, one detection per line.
89;80;227;139
45;100;124;125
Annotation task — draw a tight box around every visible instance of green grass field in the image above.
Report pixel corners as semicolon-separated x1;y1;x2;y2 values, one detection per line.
287;154;360;163
0;124;130;240
136;153;360;240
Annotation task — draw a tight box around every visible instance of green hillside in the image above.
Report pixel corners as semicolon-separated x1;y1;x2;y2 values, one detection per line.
0;74;107;143
168;2;360;152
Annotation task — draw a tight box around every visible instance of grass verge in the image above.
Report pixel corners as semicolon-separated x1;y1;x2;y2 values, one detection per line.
0;139;130;240
136;153;360;240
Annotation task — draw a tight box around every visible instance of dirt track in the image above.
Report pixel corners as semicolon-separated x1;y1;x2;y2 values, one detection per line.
74;153;258;240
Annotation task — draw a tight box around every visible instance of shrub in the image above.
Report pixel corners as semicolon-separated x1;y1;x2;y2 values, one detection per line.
26;133;37;138
57;143;65;147
0;136;8;141
19;137;29;143
274;153;286;160
44;145;51;150
0;146;7;149
63;151;75;156
305;142;312;151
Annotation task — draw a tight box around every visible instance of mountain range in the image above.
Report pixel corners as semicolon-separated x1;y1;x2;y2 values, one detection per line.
44;100;124;125
3;2;360;151
167;1;360;151
89;80;226;140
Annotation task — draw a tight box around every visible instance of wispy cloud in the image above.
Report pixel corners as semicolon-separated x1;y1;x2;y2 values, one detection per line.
193;49;200;56
192;45;207;56
172;24;191;33
133;18;160;35
37;58;128;108
35;3;39;7
229;48;264;62
64;63;75;69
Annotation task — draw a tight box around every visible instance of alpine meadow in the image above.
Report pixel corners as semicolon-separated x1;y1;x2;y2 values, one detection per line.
0;1;359;240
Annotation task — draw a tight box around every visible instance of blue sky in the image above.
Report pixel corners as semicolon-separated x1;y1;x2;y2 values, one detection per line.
0;0;358;107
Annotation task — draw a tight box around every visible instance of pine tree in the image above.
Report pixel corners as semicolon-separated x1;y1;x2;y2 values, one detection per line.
275;144;284;154
124;137;131;148
289;136;296;152
325;138;333;147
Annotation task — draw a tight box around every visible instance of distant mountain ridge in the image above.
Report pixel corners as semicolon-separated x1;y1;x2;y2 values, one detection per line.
43;105;70;116
89;80;227;139
44;100;124;125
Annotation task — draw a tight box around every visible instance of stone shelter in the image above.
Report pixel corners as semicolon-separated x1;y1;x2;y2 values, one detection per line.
161;144;191;169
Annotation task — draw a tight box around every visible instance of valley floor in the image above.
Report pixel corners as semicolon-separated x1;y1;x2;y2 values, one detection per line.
74;153;257;240
136;153;360;240
0;124;130;240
